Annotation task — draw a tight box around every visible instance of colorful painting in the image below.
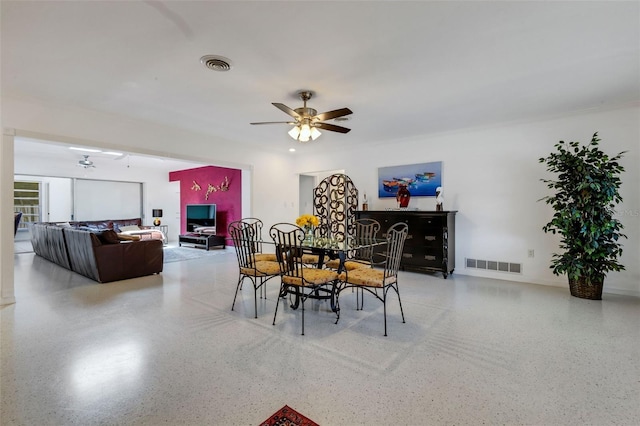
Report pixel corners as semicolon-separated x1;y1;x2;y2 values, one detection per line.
378;161;442;197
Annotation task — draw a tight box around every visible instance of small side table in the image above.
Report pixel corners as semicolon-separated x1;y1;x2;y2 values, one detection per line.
145;224;168;245
179;233;225;250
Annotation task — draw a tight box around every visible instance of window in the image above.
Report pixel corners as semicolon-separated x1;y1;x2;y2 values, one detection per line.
14;181;41;229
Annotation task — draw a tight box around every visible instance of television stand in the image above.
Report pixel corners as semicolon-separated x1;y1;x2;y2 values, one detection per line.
178;233;225;251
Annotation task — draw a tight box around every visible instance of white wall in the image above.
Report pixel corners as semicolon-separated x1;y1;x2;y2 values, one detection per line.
3;95;638;299
15;175;72;222
292;106;640;297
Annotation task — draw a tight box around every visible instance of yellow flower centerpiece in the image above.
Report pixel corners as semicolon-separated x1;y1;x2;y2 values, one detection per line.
296;214;319;244
296;214;319;229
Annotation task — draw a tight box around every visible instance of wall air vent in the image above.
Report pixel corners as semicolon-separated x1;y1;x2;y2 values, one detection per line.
465;258;522;274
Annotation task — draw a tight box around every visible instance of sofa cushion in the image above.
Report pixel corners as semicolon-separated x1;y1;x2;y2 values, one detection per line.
113;218;142;231
119;225;140;232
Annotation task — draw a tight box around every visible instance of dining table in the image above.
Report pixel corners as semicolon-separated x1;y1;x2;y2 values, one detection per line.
279;236;387;315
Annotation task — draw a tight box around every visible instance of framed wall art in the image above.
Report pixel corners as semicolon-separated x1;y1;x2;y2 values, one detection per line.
377;161;442;198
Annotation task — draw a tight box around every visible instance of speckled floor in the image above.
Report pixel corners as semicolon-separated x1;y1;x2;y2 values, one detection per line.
3;248;639;425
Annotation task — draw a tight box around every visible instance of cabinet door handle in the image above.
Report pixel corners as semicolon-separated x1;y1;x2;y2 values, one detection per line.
402;253;413;258
424;255;437;261
424;235;436;241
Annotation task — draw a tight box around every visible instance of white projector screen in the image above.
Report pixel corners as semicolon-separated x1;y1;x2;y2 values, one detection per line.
74;179;142;221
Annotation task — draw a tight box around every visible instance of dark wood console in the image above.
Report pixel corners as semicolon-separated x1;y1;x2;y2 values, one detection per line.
356;210;456;278
178;233;225;250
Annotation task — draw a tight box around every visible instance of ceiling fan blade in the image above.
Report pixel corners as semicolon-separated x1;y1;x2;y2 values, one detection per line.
315;122;351;133
272;103;301;119
250;121;296;125
313;108;353;122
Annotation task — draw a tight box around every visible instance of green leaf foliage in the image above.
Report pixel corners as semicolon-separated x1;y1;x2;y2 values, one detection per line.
539;132;627;283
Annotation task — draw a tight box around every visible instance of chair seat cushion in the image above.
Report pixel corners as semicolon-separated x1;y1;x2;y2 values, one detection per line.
254;253;277;262
283;268;338;286
325;258;370;270
299;254;326;264
338;268;395;288
240;260;281;277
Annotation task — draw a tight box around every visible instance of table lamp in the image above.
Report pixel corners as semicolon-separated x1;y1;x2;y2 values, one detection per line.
152;209;163;226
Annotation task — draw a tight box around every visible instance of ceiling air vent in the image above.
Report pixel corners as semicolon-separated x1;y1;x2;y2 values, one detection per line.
200;55;232;72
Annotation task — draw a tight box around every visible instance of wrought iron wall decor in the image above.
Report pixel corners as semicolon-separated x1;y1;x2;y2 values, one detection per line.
313;174;359;242
191;177;231;200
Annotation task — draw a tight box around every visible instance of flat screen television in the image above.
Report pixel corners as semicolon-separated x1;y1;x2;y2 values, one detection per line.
186;204;216;233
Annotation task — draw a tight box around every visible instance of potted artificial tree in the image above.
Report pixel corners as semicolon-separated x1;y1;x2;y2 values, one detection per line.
539;132;627;300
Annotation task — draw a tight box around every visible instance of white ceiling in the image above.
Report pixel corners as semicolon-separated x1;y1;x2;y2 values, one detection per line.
13;137;207;175
3;1;639;155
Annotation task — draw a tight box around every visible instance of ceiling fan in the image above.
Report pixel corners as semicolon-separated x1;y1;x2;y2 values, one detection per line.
250;91;352;142
77;155;95;168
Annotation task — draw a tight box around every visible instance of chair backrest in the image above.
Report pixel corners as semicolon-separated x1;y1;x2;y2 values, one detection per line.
240;217;265;253
351;218;381;263
228;220;259;269
269;223;305;278
383;222;409;279
14;212;23;236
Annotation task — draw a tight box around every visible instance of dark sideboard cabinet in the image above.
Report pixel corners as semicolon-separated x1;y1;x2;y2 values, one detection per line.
356;210;457;278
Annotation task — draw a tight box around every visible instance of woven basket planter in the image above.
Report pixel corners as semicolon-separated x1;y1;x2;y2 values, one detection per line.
568;276;604;300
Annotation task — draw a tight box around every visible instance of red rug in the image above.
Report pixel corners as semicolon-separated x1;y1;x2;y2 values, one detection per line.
260;405;319;426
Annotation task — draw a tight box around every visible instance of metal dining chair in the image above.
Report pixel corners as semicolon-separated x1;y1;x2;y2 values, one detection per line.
336;222;408;336
269;223;339;335
325;218;381;271
14;212;23;236
229;220;281;319
239;218;277;262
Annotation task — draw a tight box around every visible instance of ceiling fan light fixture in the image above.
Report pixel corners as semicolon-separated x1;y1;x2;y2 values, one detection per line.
77;155;95;168
253;90;351;141
299;124;312;141
288;126;301;140
310;126;322;140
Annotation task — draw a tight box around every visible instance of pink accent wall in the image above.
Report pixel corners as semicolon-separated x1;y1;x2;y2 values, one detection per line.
169;165;242;237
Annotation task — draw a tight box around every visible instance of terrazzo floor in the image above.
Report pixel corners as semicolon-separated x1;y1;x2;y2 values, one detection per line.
2;248;639;425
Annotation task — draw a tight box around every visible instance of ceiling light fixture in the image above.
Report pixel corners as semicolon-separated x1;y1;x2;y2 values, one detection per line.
252;91;352;143
69;147;101;153
288;119;322;143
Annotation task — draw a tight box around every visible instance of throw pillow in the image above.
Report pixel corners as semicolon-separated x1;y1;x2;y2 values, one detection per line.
89;232;102;247
98;229;120;244
117;233;141;241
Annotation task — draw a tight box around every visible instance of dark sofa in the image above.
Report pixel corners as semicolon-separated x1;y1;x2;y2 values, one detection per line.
30;219;163;283
60;217;143;232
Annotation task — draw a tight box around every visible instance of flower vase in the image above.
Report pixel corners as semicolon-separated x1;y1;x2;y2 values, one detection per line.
397;185;411;208
303;226;314;245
